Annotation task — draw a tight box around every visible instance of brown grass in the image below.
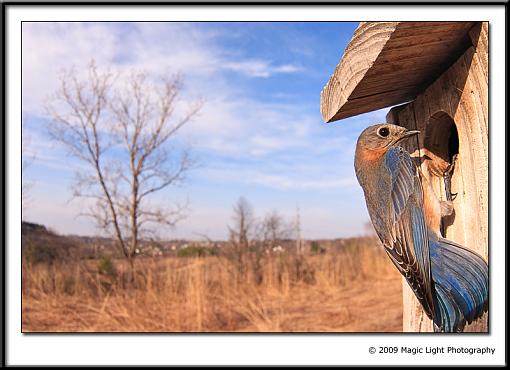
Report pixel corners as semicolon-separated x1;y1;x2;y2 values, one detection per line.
22;241;403;332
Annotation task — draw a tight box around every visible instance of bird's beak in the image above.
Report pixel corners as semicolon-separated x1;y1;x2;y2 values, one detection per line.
396;129;420;142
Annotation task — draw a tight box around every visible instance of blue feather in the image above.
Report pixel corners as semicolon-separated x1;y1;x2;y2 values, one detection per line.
429;237;489;332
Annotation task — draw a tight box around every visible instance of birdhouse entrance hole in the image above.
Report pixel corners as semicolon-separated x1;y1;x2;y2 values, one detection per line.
423;111;459;178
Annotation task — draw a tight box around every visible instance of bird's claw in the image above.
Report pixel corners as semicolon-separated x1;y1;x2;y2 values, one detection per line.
444;154;458;177
443;154;458;202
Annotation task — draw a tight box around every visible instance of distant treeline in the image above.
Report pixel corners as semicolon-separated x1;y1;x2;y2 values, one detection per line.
21;221;380;264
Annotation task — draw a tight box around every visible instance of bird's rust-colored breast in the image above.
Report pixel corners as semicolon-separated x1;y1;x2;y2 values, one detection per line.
355;146;387;165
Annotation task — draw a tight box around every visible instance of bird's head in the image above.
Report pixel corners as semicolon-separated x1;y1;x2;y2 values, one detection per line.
356;123;420;153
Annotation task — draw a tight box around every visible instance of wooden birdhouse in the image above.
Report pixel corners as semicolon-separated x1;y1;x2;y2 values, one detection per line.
320;22;488;332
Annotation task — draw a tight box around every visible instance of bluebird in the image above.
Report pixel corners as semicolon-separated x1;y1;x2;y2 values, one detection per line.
354;123;488;332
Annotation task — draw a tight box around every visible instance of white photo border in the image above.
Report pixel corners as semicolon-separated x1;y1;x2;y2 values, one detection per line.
5;4;506;366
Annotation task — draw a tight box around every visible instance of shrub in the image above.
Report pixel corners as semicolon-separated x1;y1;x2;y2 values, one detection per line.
177;245;217;258
23;243;59;265
97;256;117;277
310;241;325;254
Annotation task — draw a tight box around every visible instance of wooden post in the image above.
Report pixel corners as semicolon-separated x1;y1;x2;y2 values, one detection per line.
321;21;488;332
386;22;488;332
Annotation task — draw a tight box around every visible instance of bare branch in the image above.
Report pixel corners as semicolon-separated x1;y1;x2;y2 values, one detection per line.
46;61;201;271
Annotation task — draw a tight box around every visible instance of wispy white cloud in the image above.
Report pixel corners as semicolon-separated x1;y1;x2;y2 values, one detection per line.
222;60;302;78
21;22;376;239
181;94;326;160
22;22;311;161
193;162;358;191
22;22;302;115
22;23;119;114
248;173;358;190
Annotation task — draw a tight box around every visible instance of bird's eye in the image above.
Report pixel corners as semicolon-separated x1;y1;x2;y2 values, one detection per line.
378;127;390;137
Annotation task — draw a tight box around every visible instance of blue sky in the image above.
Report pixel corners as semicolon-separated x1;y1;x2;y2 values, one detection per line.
22;22;389;240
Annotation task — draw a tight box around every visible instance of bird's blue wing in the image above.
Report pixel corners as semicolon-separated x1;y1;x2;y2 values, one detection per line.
382;147;436;319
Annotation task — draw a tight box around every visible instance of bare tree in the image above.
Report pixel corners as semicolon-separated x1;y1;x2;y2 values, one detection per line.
46;61;201;277
249;210;291;284
294;206;303;255
228;197;255;271
258;210;291;252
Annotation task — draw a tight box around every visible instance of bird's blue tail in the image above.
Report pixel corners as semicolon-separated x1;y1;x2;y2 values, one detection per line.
429;237;488;332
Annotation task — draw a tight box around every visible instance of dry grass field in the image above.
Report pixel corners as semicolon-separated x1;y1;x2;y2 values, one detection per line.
22;241;403;332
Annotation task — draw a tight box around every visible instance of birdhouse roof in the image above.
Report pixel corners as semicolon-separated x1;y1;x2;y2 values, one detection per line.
320;22;476;123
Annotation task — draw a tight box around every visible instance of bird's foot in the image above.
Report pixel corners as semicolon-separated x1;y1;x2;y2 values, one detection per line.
443;154;458;201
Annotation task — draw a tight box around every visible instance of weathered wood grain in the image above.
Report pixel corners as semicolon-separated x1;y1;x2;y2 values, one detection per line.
321;21;475;123
385;22;488;332
320;22;398;123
